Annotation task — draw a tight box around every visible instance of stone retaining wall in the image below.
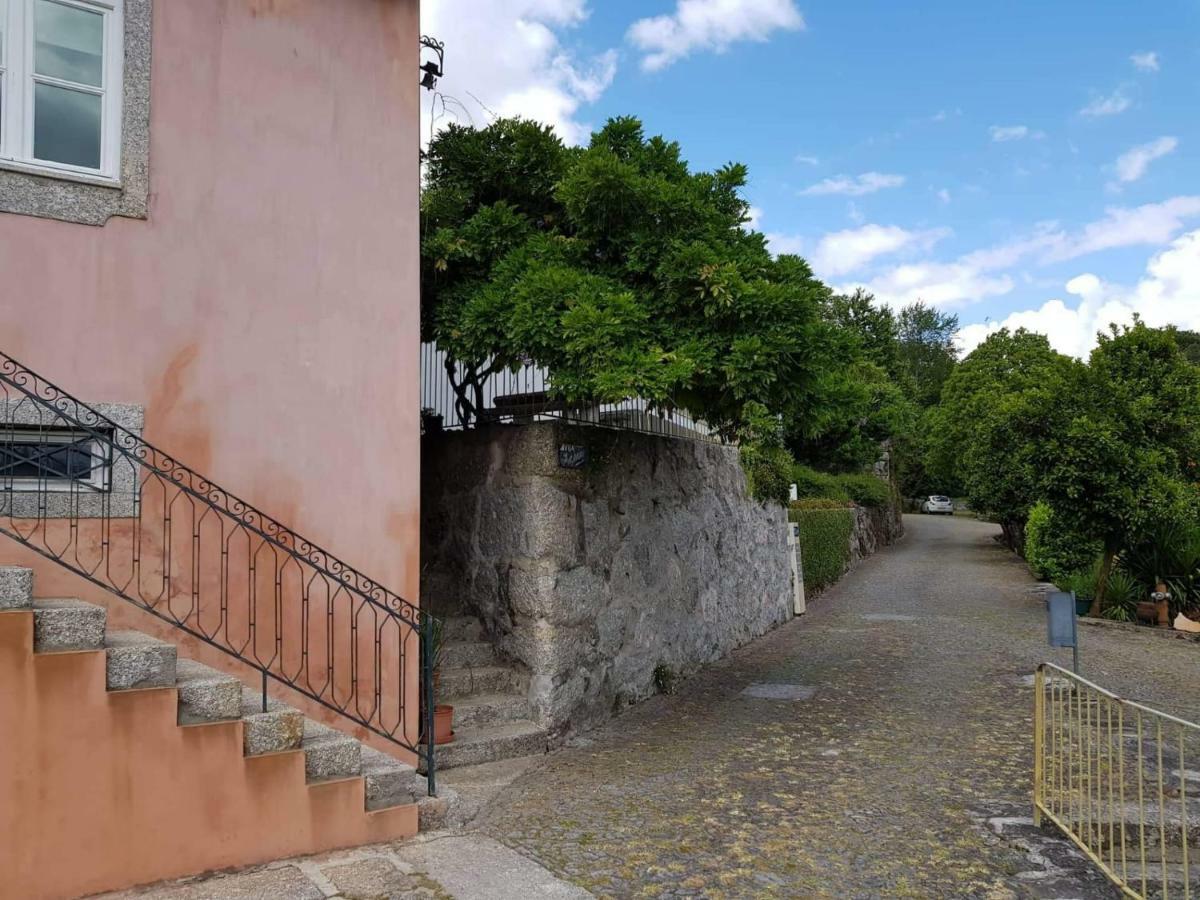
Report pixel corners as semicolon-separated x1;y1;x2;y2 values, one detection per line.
850;503;904;565
422;423;793;737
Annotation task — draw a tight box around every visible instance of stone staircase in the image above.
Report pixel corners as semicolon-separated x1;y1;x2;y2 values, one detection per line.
1;565;437;819
435;614;550;769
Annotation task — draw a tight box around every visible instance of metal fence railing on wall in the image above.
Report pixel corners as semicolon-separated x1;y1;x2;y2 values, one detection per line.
1034;662;1200;898
420;342;724;444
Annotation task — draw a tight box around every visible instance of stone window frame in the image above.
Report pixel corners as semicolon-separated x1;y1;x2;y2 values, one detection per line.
1;400;143;518
0;0;150;225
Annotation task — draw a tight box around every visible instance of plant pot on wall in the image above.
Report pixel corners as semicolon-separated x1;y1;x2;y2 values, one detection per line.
434;704;455;745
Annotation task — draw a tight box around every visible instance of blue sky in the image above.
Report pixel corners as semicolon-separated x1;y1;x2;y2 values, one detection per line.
422;0;1200;357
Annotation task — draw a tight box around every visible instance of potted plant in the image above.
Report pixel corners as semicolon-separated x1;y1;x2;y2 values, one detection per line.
427;617;454;745
420;407;444;436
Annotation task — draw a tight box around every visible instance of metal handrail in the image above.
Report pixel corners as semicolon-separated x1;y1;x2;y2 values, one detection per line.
1034;662;1198;898
0;352;436;792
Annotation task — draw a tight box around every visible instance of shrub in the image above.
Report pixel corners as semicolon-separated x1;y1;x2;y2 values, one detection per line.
741;443;794;506
792;464;894;510
1060;559;1145;620
792;507;854;593
789;498;851;512
1100;569;1143;622
838;473;892;509
1024;501;1102;584
791;464;850;503
1122;520;1200;616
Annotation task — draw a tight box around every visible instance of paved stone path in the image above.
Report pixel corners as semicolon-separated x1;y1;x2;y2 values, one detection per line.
474;515;1200;898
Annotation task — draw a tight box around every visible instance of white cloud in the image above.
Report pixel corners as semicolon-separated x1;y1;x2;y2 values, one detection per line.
627;0;804;72
1131;51;1160;72
840;261;1015;310
989;125;1045;142
1042;195;1200;261
800;172;906;197
956;229;1200;358
990;125;1028;142
421;1;616;146
745;205;763;228
794;154;819;165
809;224;950;277
1113;136;1178;184
764;232;805;256
837;196;1200;309
937;188;952;204
1080;88;1133;118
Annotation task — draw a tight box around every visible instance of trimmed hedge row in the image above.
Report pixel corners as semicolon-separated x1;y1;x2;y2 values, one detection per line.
788;506;855;593
791;465;891;509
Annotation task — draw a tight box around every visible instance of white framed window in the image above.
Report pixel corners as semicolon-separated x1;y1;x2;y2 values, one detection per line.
0;427;112;492
0;0;123;184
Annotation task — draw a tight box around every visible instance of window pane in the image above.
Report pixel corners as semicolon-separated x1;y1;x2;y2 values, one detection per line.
0;440;96;481
35;0;104;87
34;82;101;168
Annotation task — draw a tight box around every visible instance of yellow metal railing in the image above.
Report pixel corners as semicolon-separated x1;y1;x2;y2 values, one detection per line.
1034;662;1200;898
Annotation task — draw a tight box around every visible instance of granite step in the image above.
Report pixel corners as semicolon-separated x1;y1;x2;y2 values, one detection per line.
447;692;530;730
174;658;243;724
426;720;549;771
361;746;420;811
32;598;106;652
301;720;362;783
239;686;305;756
0;566;32;610
440;640;498;669
105;630;177;690
439;665;527;701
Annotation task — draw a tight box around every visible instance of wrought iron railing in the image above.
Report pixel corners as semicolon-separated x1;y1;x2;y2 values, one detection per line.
0;352;437;794
1034;662;1199;897
420;341;724;444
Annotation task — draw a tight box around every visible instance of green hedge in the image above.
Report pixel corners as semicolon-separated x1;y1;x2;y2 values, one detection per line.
838;473;891;509
792;465;892;509
789;507;854;593
1024;501;1102;584
792;465;849;503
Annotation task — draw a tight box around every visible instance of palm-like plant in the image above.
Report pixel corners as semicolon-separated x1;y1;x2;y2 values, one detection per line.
1122;522;1200;616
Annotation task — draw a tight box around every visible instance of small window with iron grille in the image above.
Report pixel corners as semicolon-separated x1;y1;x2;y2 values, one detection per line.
0;426;111;492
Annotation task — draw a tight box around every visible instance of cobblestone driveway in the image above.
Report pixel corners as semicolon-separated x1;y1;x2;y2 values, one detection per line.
475;515;1200;899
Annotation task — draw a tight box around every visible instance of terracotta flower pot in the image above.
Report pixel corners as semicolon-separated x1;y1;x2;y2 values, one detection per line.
434;704;455;745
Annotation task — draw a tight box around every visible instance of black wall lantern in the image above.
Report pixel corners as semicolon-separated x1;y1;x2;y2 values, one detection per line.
420;36;444;91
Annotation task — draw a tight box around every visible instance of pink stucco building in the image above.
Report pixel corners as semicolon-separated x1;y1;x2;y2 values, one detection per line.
0;1;426;895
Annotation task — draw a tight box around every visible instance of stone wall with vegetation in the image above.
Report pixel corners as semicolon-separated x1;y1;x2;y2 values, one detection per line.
790;502;902;595
421;423;793;736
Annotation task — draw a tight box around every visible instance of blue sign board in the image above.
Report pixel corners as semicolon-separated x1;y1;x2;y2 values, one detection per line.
1047;591;1077;647
1046;589;1080;673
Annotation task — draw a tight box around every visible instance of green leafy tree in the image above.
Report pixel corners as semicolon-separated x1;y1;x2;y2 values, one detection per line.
786;289;918;472
421;116;836;440
927;329;1083;547
897;302;960;407
1034;322;1200;613
1173;329;1200;366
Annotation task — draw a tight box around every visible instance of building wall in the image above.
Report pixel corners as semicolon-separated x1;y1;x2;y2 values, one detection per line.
0;609;415;900
0;0;422;756
422;423;794;737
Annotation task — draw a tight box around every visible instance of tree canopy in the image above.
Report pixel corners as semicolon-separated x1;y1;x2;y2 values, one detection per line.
927;329;1083;544
422;116;837;439
929;322;1200;610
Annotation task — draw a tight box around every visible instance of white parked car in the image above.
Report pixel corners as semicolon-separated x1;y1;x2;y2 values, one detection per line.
921;495;955;515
